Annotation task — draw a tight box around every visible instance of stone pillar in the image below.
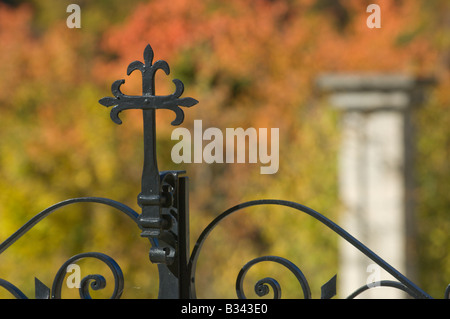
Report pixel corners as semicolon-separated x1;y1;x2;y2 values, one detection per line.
317;74;432;298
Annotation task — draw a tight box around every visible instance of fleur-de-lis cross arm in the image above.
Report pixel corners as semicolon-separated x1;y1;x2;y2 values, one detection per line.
99;44;198;125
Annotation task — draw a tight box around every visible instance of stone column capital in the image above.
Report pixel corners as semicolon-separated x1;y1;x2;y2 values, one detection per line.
316;73;434;112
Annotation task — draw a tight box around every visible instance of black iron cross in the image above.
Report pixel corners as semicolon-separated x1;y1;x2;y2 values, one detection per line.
99;44;197;240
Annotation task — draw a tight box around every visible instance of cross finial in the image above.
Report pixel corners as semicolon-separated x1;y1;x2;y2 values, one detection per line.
99;44;198;125
98;44;198;245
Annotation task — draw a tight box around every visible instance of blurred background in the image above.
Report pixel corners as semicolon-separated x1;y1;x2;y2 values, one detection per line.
0;0;448;298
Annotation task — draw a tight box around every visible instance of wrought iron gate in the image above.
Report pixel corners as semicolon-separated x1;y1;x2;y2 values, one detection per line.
0;44;447;300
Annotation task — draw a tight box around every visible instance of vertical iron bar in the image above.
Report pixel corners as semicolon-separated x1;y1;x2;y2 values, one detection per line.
156;173;189;299
137;56;161;236
178;176;190;298
138;108;162;238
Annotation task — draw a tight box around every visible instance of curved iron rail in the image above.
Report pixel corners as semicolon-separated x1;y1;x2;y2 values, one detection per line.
0;197;139;299
188;199;433;299
346;280;420;299
0;197;139;255
0;278;28;299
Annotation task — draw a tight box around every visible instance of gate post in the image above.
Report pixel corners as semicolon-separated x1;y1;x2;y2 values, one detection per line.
317;74;433;298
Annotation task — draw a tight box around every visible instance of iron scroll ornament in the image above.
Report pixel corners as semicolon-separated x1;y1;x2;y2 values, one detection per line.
0;197;139;299
187;199;435;299
0;199;442;299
